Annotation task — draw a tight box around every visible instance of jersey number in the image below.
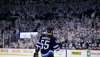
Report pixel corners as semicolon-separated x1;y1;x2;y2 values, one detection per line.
41;40;50;49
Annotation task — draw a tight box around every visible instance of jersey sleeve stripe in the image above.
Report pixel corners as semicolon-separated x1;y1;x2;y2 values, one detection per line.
42;50;54;56
53;45;59;49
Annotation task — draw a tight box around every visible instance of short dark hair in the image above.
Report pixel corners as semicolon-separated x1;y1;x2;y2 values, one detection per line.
47;27;53;33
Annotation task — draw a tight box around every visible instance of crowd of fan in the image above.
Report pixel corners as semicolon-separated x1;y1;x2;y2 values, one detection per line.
0;0;100;49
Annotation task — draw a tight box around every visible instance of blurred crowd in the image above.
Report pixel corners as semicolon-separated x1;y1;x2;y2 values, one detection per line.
0;0;100;49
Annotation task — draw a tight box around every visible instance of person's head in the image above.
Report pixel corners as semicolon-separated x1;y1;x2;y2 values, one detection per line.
47;27;53;36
